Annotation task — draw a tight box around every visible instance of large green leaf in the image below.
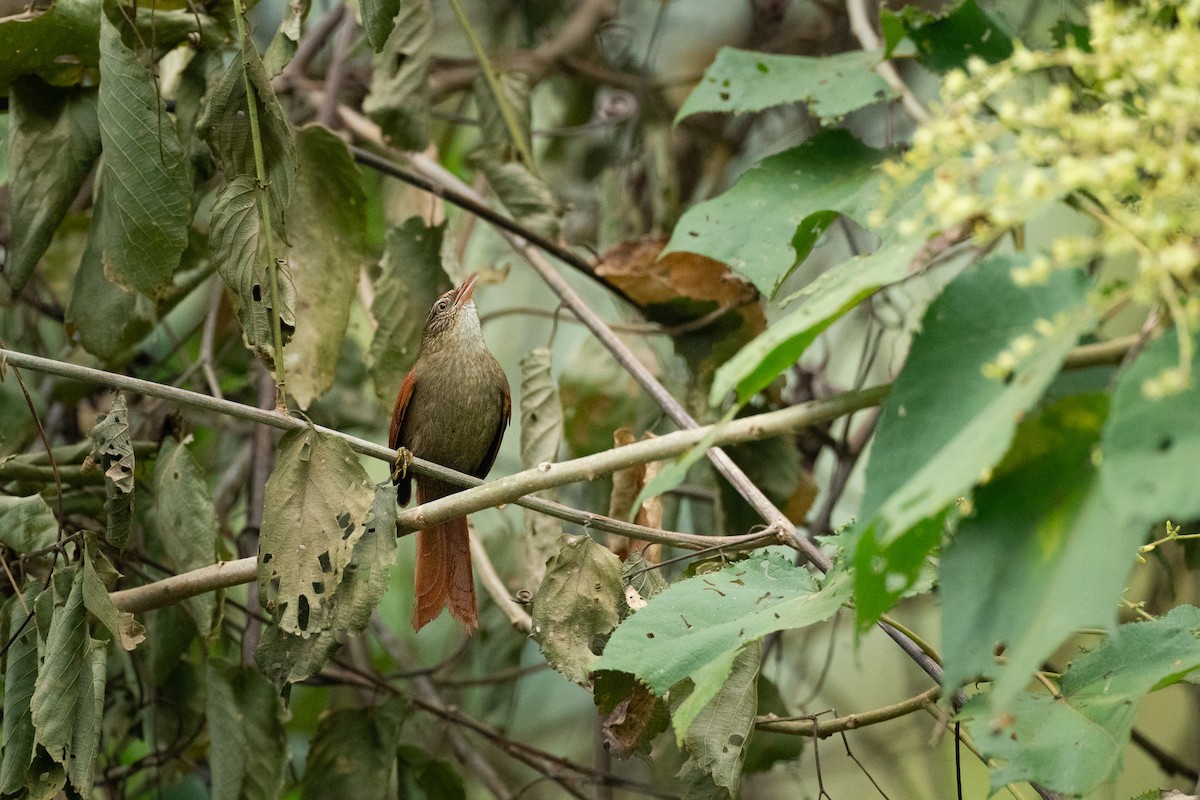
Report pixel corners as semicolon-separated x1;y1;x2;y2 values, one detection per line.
661;130;885;297
282;126;367;409
300;698;408;800
596;555;849;738
208;175;297;368
881;0;1013;72
964;606;1200;795
531;534;623;685
96;7;191;299
258;426;376;636
367;217;449;402
676;47;894;124
1;595;40;793
7;79;101;296
0;495;58;554
519;347;565;583
673;647;759;795
152;436;221;637
206;661;288;800
710;236;923;404
363;0;432;148
395;745;467;800
850;255;1094;629
89;393;135;548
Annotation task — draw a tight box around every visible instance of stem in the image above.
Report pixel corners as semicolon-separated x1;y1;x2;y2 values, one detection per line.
755;685;941;736
231;0;287;401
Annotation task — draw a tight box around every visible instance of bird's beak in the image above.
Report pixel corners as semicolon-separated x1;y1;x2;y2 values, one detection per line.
454;273;479;308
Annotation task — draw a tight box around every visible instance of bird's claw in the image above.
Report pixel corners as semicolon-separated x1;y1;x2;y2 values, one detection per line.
391;447;413;482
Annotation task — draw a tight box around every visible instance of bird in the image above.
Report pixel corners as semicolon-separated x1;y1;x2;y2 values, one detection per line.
389;273;511;631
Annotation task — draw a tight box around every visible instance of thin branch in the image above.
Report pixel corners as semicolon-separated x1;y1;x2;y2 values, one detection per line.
756;685;941;736
278;3;346;83
469;529;532;632
846;0;932;124
316;10;357;129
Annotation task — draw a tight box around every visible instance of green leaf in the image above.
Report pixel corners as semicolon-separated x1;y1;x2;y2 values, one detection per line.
81;554;145;650
368;217;449;402
519;347;565;582
152;436;221;637
676;47;894;124
301;698;408;800
595;555;849;737
256;485;397;685
258;426;376;636
89;393;135;548
531;534;623;685
209;175;297;368
262;0;310;76
395;745;467;800
711;237;923;404
662;130;885;297
282;125;368;409
197;35;297;229
850;255;1093;629
881;0;1013;73
673;647;758;792
631;406;735;516
96;7;191;299
0;495;58;554
65;182;157;361
965;606;1200;795
1;596;40;793
206;661;288;800
742;675;804;773
7;79;101;296
363;0;432;148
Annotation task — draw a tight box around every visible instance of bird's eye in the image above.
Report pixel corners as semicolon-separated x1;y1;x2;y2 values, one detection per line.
436;300;448;312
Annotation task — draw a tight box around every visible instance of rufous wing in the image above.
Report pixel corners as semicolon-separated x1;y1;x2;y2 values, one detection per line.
389;370;416;506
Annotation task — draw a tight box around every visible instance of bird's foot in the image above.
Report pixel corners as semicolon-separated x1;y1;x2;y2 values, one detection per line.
391;447;413;482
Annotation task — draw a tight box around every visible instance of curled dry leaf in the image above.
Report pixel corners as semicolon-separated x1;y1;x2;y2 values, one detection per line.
607;426;662;562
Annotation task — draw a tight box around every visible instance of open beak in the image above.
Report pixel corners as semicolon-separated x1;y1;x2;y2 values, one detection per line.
454;273;479;308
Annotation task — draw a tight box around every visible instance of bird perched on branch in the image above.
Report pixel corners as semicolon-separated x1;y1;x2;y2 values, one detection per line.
389;273;511;631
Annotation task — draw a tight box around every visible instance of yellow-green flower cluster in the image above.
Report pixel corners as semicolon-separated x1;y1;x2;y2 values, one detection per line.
881;0;1200;395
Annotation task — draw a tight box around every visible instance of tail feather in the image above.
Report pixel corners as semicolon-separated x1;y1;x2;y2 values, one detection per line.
412;485;477;631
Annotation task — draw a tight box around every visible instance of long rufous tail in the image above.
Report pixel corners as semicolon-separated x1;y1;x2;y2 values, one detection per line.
412;485;478;631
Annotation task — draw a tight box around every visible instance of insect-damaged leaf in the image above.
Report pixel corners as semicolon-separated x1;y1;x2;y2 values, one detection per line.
206;661;287;800
258;426;375;637
209;175;297;368
519;347;565;583
96;6;190;299
88;393;134;549
531;535;622;685
81;555;145;651
672;646;759;796
363;0;432;149
262;0;310;76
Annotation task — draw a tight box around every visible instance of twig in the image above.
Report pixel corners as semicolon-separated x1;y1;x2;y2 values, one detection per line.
279;3;346;83
846;0;932;125
468;528;532;632
756;685;941;736
316;10;357;128
199;278;225;400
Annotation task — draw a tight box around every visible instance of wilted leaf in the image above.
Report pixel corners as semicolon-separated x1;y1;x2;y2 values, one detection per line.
7;79;101;296
662;130;885;297
89;393;134;548
368;217;449;401
96;7;190;299
595;555;848;738
300;698;408;800
262;0;310;76
209;175;297;368
531;535;623;685
0;495;58;554
283;126;368;409
1;595;40;793
594;670;669;759
81;555;145;650
676;47;894;123
258;427;376;636
607;427;663;562
206;661;287;800
520;347;565;582
363;0;432;148
152;436;221;637
631;407;735;518
673;647;759;793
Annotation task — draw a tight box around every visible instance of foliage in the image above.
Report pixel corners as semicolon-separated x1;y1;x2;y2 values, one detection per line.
2;0;1199;798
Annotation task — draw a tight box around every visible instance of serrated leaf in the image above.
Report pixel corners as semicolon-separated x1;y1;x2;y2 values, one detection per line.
673;647;758;791
531;535;623;685
152;436;220;637
1;596;40;793
363;0;431;147
258;426;376;636
595;555;848;737
206;661;288;800
676;47;894;124
662;130;885;297
850;255;1094;630
368;217;449;401
197;35;297;229
7;79;101;295
89;393;134;548
282;125;367;409
965;606;1200;795
256;485;397;684
520;347;565;582
209;174;297;368
96;7;190;299
81;555;145;650
300;698;408;800
0;495;58;554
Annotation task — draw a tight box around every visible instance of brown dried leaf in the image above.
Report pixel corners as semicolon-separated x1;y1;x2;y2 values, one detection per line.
606;427;662;562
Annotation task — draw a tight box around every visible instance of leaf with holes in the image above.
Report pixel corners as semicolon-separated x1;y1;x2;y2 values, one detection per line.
258;426;376;637
88;393;134;549
363;0;432;148
673;646;759;795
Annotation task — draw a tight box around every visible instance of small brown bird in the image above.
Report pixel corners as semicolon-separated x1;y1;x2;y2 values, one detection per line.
389;273;511;631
